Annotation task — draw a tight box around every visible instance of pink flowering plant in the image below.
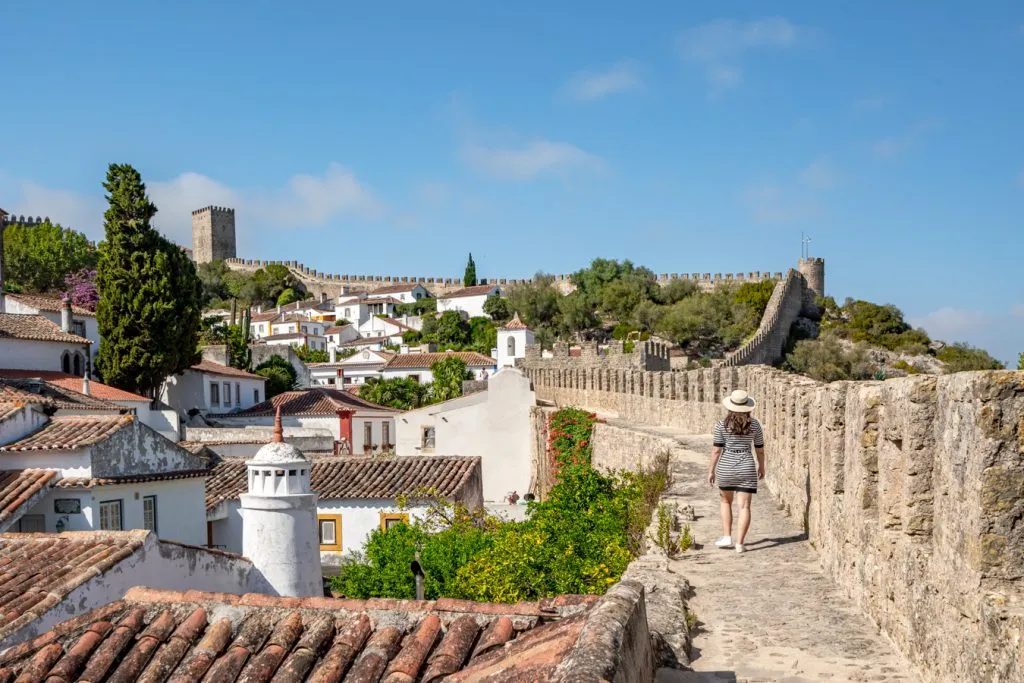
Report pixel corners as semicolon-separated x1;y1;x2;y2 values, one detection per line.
64;268;98;311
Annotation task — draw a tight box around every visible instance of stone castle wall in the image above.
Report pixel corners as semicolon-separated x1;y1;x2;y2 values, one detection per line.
722;268;807;367
191;206;236;264
222;257;785;300
518;352;1024;683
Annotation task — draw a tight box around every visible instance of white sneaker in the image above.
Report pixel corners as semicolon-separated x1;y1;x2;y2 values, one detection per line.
714;536;733;548
735;543;745;554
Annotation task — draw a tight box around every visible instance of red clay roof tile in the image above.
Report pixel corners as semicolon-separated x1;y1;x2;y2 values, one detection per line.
0;469;58;530
0;370;150;402
5;293;95;317
437;284;500;299
214;386;395;418
382;351;495;370
189;359;265;380
0;314;91;344
0;414;133;451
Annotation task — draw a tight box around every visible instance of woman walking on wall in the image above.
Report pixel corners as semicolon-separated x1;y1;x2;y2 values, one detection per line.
707;389;766;554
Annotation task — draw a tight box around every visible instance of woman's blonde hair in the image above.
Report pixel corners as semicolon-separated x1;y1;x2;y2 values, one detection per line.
724;410;752;436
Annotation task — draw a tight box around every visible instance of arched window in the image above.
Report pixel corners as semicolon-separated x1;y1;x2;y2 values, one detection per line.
507;336;516;357
61;352;71;373
73;353;83;377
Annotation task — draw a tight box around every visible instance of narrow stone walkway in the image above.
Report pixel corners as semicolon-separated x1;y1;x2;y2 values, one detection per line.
620;425;920;683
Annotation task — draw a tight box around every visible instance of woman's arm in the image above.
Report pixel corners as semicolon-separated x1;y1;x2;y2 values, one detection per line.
708;446;722;485
755;446;766;479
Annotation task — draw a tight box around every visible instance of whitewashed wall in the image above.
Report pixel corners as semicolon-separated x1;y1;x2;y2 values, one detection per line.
215;413;395;453
0;338;90;372
0;405;47;445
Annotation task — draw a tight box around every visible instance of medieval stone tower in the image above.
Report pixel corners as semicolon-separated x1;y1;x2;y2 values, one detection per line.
191;205;236;263
798;257;825;299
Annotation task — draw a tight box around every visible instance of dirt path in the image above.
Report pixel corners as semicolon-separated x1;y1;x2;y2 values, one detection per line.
612;424;920;683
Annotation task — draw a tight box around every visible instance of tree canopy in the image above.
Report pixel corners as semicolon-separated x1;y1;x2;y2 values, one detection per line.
2;220;98;293
463;253;477;287
95;163;202;394
254;355;297;398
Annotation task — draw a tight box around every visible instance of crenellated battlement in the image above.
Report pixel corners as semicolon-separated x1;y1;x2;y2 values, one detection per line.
1;215;50;226
191;206;235;216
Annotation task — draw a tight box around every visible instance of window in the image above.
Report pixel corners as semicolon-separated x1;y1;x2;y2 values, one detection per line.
72;352;83;377
318;514;342;551
345;308;351;318
72;320;86;337
61;351;71;373
364;421;373;446
235;383;241;406
254;388;260;403
421;426;435;451
143;495;158;533
209;382;220;406
302;325;308;334
99;500;123;531
382;421;390;446
380;512;409;532
408;374;420;383
223;382;232;406
507;336;516;357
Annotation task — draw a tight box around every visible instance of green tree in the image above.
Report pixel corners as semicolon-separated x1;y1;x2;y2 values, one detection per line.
196;260;229;306
431;311;470;349
936;343;1004;372
783;334;873;382
468;317;497;354
276;287;302;307
430;356;472;402
1018;352;1024;371
2;220;98;293
95;164;202;394
559;291;599;337
293;345;329;363
358;377;431;410
506;274;562;330
254;355;297;398
656;279;698;305
482;294;512;322
733;280;776;319
463;253;477;287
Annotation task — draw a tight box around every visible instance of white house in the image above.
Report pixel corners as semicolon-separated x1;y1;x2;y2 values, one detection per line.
0;408;210;545
395;367;535;504
206;455;482;564
335;295;401;327
325;323;359;349
160;359;267;418
0;313;93;375
270;314;327;338
340;335;390;353
369;282;433;304
260;332;328;351
0;369;180;441
4;293;100;357
497;313;534;368
381;351;496;384
308;348;394;387
209;386;399;455
357;316;414;342
437;283;502;319
248;310;281;339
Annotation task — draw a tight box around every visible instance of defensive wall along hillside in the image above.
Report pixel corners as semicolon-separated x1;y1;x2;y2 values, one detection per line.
518;348;1024;683
222;257;785;300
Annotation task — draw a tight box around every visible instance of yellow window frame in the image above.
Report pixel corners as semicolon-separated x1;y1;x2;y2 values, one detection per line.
380;512;410;532
318;514;342;552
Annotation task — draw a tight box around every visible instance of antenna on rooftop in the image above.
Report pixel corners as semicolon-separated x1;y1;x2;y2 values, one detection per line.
801;232;812;260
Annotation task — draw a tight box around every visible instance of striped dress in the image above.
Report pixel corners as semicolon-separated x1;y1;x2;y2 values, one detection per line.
713;419;764;493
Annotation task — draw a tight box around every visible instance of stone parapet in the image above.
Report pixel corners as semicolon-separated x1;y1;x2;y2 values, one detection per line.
520;357;1024;683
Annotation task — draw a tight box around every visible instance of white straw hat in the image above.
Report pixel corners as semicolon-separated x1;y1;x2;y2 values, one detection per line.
722;389;755;413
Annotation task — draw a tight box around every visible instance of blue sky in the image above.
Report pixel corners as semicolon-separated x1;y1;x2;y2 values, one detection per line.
2;2;1022;362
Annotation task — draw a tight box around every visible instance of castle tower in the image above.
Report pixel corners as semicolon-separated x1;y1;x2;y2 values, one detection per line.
497;313;534;368
241;408;323;597
798;257;825;298
191;205;236;263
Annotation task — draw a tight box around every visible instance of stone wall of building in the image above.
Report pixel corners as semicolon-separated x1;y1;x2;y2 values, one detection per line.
223;257;785;300
191;206;236;264
519;354;1024;683
722;268;808;367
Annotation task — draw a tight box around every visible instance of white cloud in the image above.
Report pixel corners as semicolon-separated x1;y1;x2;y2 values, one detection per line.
798;159;837;189
910;306;1024;366
563;61;643;101
872;119;943;159
461;140;603;180
2;164;384;247
678;17;809;93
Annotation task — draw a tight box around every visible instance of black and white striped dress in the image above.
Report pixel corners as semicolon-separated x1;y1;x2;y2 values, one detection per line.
713;419;764;493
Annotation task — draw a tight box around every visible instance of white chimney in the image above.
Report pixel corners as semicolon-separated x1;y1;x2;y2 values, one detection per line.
329;346;338;363
334;369;344;389
82;374;90;396
400;344;409;355
61;296;73;333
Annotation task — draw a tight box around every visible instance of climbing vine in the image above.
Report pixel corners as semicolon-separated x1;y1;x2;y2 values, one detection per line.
547;407;600;475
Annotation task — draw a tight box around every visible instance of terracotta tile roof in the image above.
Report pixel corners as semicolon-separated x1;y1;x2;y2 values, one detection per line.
0;378;125;412
340;335;389;347
0;314;92;344
501;313;530;330
261;332;319;342
206;455;480;510
0;370;150;402
189;359;264;380
323;324;352;335
383;351;496;370
378;316;414;331
0;586;601;682
342;295;403;306
5;293;95;317
0;414;134;452
0;530;150;643
214;387;395;419
0;470;58;530
0;404;22;422
439;284;500;299
369;282;424;295
56;469;211;488
177;441;219;456
249;310;281;323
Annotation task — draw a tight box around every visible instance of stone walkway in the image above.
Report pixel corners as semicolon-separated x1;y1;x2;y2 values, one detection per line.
617;425;920;683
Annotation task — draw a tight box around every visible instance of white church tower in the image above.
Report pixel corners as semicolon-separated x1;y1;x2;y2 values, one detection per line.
497;313;533;368
241;408;323;597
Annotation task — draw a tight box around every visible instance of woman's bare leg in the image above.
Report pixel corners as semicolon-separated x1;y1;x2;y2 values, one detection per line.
736;492;753;544
719;490;734;538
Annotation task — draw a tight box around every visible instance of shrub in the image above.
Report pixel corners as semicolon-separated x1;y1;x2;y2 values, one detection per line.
783;334;873;382
547;408;599;473
937;343;1004;372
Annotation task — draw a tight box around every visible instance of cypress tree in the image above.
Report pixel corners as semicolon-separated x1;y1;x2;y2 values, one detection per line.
463;252;477;287
96;163;202;395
